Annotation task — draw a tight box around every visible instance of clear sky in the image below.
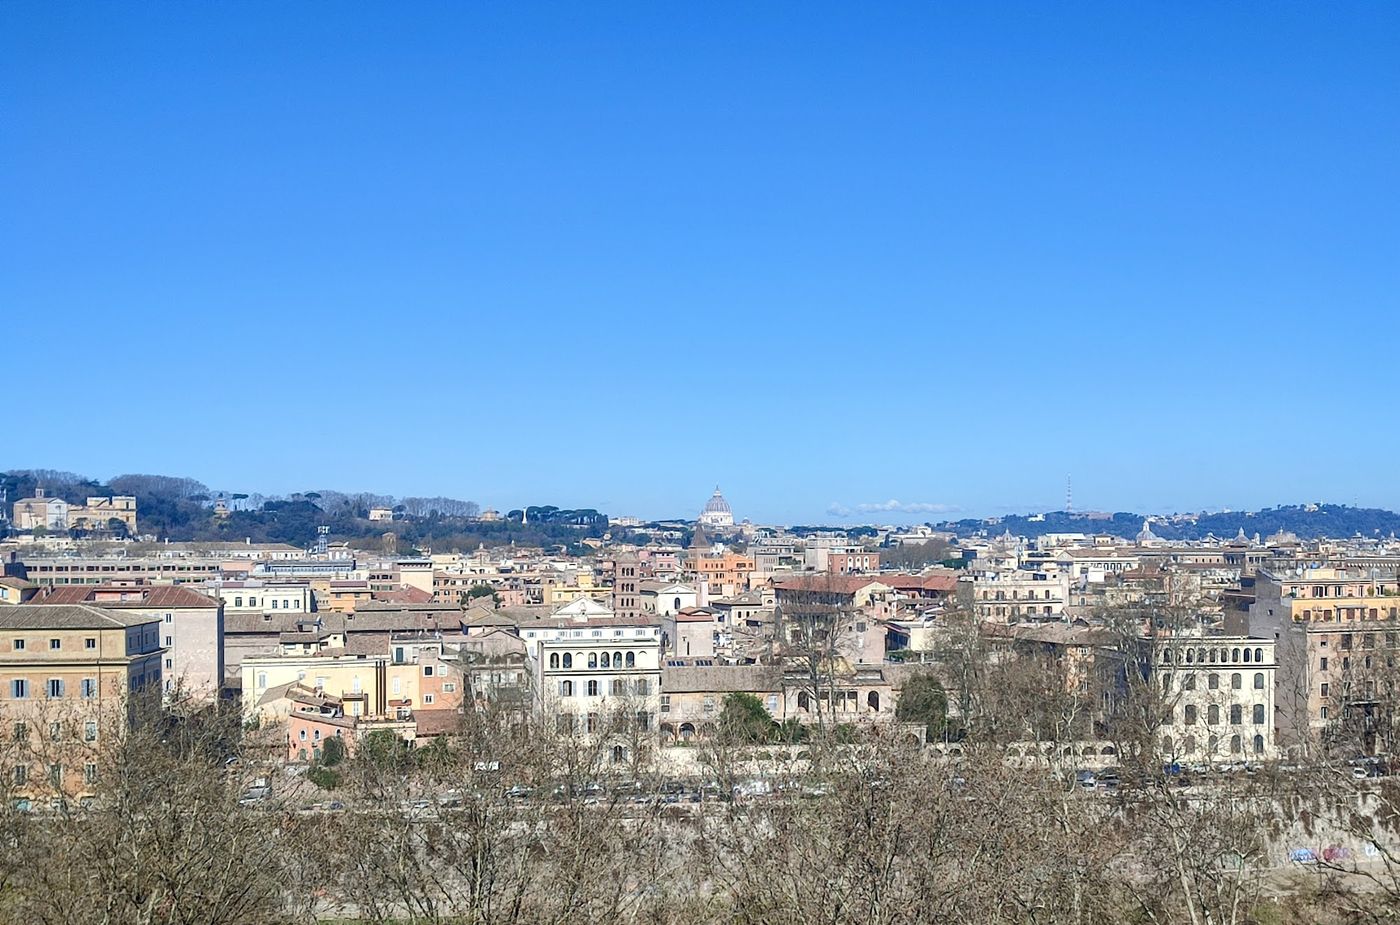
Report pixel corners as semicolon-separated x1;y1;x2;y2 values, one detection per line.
3;2;1398;524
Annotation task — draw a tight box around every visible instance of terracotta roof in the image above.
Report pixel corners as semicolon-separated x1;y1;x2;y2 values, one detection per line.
772;576;893;595
34;584;219;609
415;710;464;737
373;586;436;604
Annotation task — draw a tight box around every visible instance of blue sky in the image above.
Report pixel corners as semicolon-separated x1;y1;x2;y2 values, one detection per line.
3;2;1398;524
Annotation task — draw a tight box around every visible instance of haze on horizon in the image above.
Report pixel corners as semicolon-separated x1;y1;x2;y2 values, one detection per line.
4;2;1397;524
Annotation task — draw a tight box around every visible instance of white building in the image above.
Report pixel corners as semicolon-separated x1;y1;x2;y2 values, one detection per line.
518;598;662;740
1153;635;1277;762
639;581;697;617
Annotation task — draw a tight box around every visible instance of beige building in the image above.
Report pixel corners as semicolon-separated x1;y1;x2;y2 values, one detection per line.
30;585;223;701
11;490;69;531
1154;635;1277;762
0;605;164;801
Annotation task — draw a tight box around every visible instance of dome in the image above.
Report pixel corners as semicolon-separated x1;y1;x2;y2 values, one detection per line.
699;487;735;527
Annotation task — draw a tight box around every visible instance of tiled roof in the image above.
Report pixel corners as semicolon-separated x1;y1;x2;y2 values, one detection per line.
34;584;219;609
0;604;158;630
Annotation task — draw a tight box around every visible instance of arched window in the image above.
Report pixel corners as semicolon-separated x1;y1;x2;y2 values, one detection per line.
549;653;559;669
1197;648;1206;663
1253;734;1265;754
612;744;625;764
1253;704;1265;724
1243;648;1252;663
588;653;598;669
625;651;635;668
1183;735;1196;754
587;680;599;697
1208;704;1220;724
562;653;573;669
1230;704;1242;724
561;680;573;696
1208;673;1220;690
1231;673;1242;690
1185;649;1194;663
1254;648;1264;662
1184;674;1197;691
1253;673;1265;689
797;691;810;711
867;691;880;712
673;597;681;612
600;652;610;669
1161;734;1174;755
1207;735;1218;754
1163;649;1174;663
1184;705;1197;725
1230;734;1242;754
614;651;622;667
1232;648;1240;662
1208;650;1217;664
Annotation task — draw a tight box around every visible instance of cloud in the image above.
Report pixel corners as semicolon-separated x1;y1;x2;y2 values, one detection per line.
826;500;962;518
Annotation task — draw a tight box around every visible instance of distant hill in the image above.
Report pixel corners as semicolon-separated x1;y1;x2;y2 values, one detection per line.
936;504;1400;542
935;503;1400;540
0;469;609;554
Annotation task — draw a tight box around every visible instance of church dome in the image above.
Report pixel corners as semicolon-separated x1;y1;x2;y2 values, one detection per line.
699;487;735;526
703;488;731;515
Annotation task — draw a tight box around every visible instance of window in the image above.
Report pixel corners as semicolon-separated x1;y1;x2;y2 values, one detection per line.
703;695;716;713
636;711;650;732
84;763;98;785
48;764;61;788
587;680;599;697
423;666;434;677
12;639;23;651
299;729;307;741
1183;675;1197;691
1253;704;1265;725
1208;674;1219;691
257;672;268;689
550;653;559;669
1321;707;1329;720
10;680;28;700
164;636;172;647
767;694;779;712
588;653;598;669
1184;705;1197;725
84;721;97;742
611;679;624;695
164;614;173;624
1230;705;1242;724
49;638;61;650
442;682;456;693
12;722;26;742
1207;705;1220;725
1320;657;1328;672
1231;673;1242;690
46;679;64;700
660;694;671;713
424;694;435;705
560;680;573;697
562;654;573;669
13;766;26;785
625;652;635;668
80;678;96;699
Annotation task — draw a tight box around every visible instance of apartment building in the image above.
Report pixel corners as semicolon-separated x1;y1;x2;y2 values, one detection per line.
241;629;462;723
1153;635;1277;761
519;598;662;738
1246;568;1400;748
0;605;164;800
958;569;1070;623
28;585;223;700
16;555;224;586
